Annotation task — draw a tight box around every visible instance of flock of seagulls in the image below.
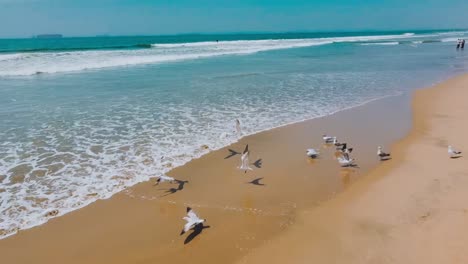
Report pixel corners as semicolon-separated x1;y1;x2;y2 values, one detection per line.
307;135;360;167
312;135;463;165
156;120;463;242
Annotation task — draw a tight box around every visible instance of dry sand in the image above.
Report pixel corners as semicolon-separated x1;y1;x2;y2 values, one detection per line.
0;74;467;264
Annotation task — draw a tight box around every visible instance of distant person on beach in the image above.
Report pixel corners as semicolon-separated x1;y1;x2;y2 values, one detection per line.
457;39;461;49
462;39;466;49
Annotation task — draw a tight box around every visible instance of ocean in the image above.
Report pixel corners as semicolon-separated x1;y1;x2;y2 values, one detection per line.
0;30;467;238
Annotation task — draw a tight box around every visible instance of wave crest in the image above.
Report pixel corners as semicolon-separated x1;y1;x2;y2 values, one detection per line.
0;33;430;77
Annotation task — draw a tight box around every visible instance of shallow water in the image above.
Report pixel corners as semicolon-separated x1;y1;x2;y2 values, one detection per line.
0;30;467;237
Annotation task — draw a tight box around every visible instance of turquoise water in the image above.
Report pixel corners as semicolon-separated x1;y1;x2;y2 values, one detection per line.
0;30;467;237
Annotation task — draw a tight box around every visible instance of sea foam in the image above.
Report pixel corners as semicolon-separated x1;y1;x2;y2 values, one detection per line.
0;33;418;77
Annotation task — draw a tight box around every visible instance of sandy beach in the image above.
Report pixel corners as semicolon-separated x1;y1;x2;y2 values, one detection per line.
1;73;468;264
239;73;468;264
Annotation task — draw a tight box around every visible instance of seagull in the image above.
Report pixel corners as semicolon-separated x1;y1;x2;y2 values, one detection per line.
155;175;175;185
323;135;336;143
377;146;391;160
340;143;353;154
448;145;462;158
306;148;320;158
332;138;346;148
180;207;206;235
337;156;355;167
236;119;242;137
238;144;253;173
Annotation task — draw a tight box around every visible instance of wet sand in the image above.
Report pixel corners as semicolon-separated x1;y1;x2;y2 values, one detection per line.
0;72;460;264
238;73;468;264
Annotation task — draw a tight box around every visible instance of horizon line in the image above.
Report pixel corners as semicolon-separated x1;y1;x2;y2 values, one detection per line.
1;28;466;40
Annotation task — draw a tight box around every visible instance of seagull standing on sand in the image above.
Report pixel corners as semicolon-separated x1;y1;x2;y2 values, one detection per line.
155;175;175;185
236;119;242;137
337;155;355;167
323;135;336;144
448;145;462;158
306;148;320;158
239;144;253;173
377;146;391;160
180;207;206;235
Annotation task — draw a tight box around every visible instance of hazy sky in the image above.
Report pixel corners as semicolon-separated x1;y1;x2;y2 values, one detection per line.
0;0;467;37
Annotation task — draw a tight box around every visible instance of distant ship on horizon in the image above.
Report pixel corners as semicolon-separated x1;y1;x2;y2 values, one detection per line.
35;34;63;39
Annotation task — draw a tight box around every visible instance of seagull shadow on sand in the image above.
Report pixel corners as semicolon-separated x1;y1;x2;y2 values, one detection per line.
380;157;392;161
159;180;189;197
184;224;211;244
247;177;266;186
341;164;360;168
224;149;240;159
450;155;463;159
253;159;263;169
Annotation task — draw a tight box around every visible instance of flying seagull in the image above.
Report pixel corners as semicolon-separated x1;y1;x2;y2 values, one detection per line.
448;145;462;158
236;119;242;137
323;135;336;144
181;207;206;235
337;156;355;167
239;144;253;173
377;146;391;160
306;148;320;158
155;175;175;185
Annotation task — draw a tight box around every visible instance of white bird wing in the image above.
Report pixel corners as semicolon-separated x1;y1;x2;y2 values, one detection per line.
240;152;253;170
187;209;201;222
183;220;196;233
159;175;174;182
449;147;458;154
307;149;318;155
236;120;242;135
337;157;350;164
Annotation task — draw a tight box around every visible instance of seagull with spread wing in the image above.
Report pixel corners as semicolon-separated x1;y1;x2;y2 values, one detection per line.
238;144;253;173
180;207;206;235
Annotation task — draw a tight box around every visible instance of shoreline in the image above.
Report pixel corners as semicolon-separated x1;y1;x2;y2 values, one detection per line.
0;85;413;264
0;73;466;263
0;90;405;240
